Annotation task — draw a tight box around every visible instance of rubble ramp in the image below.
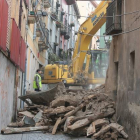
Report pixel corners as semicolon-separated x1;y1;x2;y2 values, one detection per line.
19;84;58;106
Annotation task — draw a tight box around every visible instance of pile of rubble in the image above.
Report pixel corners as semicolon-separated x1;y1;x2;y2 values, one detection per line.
1;84;128;140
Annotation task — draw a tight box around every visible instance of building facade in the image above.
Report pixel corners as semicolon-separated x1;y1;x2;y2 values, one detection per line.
47;0;80;63
0;0;27;130
105;0;140;139
0;0;50;130
25;0;50;91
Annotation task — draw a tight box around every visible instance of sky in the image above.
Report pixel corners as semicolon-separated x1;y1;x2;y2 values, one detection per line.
96;1;101;4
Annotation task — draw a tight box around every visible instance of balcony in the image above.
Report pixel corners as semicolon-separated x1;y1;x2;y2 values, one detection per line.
45;28;49;45
65;0;75;5
40;21;46;29
75;32;78;35
106;0;122;35
56;1;60;7
70;22;75;27
38;36;49;51
64;34;70;40
36;28;41;37
50;9;58;21
60;27;67;35
42;11;48;16
56;21;62;28
59;48;63;58
44;0;51;8
28;11;35;24
54;42;59;46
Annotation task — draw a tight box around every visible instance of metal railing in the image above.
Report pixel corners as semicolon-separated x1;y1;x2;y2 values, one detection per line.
106;0;122;35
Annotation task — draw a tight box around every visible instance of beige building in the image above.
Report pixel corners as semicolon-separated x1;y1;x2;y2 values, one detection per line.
0;0;28;130
26;0;50;91
77;1;99;50
0;0;50;130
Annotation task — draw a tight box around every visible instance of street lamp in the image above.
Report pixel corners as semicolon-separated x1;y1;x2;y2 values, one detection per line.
104;36;109;42
96;39;100;49
104;36;111;49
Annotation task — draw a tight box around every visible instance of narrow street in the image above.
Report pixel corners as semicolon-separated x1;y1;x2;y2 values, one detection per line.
1;0;140;139
0;132;91;140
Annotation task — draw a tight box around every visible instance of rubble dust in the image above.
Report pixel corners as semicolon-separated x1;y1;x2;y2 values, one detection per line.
1;83;128;140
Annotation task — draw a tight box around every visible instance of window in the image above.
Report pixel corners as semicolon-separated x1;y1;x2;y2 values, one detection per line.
50;29;52;43
56;2;59;14
60;41;62;48
55;35;57;43
88;3;90;8
129;51;135;91
33;23;37;39
114;62;119;100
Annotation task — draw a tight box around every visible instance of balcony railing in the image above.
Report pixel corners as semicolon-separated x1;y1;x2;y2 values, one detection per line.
36;28;41;37
56;21;62;28
64;34;70;40
50;8;58;20
38;29;50;51
45;28;49;45
28;11;35;24
44;0;51;8
60;26;67;35
106;0;122;35
70;22;75;27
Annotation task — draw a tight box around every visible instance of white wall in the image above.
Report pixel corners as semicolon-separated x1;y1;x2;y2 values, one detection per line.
0;52;15;130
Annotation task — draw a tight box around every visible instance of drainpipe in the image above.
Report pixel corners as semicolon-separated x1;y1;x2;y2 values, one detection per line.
21;6;29;108
19;0;22;30
124;0;125;30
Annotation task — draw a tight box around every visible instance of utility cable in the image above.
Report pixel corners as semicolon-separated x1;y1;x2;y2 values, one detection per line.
50;2;140;19
49;11;140;37
31;0;140;62
34;0;140;38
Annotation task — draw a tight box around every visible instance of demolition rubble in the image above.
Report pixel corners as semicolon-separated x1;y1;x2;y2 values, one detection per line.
1;83;128;140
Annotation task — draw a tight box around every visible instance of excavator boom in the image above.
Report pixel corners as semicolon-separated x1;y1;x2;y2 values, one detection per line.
72;1;110;78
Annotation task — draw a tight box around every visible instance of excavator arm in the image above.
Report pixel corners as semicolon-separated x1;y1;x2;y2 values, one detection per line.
71;1;110;81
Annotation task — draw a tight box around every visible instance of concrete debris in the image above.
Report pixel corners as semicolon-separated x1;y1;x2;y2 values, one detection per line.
23;116;35;126
2;83;128;139
1;126;48;134
50;95;78;107
19;111;35;118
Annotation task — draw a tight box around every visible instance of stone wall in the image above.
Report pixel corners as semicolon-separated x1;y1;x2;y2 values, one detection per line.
105;0;140;139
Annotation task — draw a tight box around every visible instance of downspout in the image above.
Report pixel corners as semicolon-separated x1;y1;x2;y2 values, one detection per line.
22;3;29;108
19;0;22;30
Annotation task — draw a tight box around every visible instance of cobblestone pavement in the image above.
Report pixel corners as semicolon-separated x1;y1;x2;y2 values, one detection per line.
0;132;92;140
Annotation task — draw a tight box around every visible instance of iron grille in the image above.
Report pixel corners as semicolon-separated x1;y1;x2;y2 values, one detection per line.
106;0;122;35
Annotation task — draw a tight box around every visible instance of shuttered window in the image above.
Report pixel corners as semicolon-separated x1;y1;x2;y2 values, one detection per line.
10;19;21;66
0;0;8;51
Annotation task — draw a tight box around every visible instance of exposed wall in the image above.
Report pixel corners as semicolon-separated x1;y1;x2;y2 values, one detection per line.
105;0;140;139
0;52;15;130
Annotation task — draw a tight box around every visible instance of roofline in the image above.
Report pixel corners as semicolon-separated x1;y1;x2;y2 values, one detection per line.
90;1;98;8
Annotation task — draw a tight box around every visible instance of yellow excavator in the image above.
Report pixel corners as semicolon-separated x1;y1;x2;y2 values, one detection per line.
42;1;111;87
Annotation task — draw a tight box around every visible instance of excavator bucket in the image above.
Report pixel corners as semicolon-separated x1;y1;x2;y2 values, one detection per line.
19;84;58;106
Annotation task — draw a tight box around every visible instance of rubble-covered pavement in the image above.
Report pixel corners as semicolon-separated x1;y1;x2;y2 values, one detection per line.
1;83;128;140
0;132;92;140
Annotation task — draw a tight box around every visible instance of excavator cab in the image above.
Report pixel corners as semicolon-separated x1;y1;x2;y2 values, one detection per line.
89;49;109;78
